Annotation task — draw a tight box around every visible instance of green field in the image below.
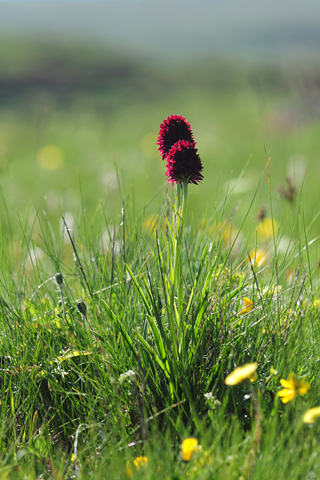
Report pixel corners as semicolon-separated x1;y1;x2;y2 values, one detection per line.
0;42;320;479
1;42;320;240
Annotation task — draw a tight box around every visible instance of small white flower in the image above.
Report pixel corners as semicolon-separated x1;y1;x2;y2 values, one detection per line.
119;370;136;384
204;392;214;401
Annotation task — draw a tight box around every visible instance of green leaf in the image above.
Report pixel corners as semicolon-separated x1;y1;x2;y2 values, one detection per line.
125;264;152;317
101;300;138;358
134;330;170;379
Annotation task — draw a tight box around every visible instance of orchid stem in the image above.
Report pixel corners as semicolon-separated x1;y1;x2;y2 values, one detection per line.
169;179;188;362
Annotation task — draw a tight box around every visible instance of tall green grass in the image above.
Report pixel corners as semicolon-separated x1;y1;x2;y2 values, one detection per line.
0;161;319;479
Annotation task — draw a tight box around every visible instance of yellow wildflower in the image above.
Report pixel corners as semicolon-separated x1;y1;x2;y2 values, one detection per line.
278;373;310;403
133;456;148;469
238;297;253;315
303;407;320;424
37;145;64;171
225;362;258;386
256;217;279;242
124;463;132;479
181;438;199;462
248;249;267;268
125;456;148;478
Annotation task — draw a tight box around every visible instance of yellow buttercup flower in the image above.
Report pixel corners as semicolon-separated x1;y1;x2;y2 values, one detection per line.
125;456;148;478
278;373;310;403
238;297;253;315
225;362;258;386
303;407;320;424
181;438;199;462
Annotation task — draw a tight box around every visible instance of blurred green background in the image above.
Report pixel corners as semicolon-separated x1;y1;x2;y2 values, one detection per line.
0;0;320;250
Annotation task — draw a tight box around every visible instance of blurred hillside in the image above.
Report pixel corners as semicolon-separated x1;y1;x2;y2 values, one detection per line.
1;0;320;63
1;0;320;111
2;39;320;107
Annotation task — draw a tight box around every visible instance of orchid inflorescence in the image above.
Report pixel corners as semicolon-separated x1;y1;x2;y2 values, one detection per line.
157;115;203;185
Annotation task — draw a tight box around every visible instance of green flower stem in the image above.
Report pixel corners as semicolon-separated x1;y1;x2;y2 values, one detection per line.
169;179;188;365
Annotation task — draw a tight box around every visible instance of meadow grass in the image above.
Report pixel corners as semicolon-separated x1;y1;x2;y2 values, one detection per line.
0;159;319;479
0;43;320;478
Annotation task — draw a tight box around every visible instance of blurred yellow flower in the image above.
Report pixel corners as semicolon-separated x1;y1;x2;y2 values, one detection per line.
225;362;258;386
181;438;199;462
238;297;253;315
278;373;310;403
37;145;64;171
125;456;148;478
256;217;279;242
249;249;267;268
303;406;320;424
133;456;148;469
143;214;159;234
124;463;132;479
